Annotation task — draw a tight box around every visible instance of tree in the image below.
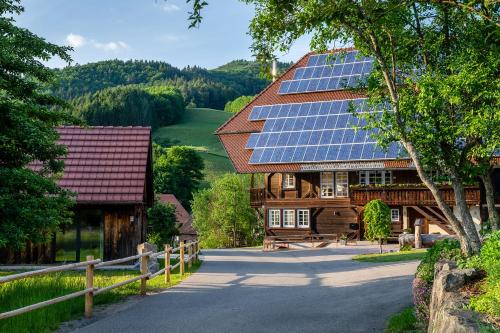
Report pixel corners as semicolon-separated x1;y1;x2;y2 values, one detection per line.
147;201;179;249
0;1;75;250
192;173;260;248
224;95;255;113
153;144;204;208
187;0;500;256
363;200;392;253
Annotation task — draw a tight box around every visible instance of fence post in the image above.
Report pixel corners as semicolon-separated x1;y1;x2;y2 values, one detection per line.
85;255;94;318
140;248;149;296
188;241;193;269
165;244;171;284
195;241;199;261
180;241;185;276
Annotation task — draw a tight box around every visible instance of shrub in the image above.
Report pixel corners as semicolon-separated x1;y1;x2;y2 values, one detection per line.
468;231;500;318
363;199;392;253
415;238;461;283
400;244;413;252
412;277;433;323
385;307;420;333
147;201;179;249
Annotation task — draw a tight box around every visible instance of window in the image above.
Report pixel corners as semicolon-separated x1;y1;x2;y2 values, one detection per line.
359;170;392;185
283;209;296;228
320;172;334;198
391;209;400;222
269;209;281;227
297;209;310;228
336;172;349;197
283;173;296;189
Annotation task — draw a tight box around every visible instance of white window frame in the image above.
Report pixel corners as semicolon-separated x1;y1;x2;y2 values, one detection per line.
283;173;296;189
320;172;335;198
335;171;349;197
391;208;400;222
268;209;281;228
359;170;392;185
283;209;296;228
297;209;310;228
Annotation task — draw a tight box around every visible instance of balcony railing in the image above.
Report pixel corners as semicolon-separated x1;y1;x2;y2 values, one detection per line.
351;186;480;206
250;188;266;208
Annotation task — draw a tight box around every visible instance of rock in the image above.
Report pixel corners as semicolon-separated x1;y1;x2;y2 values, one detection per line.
398;234;457;248
134;242;160;273
427;260;480;333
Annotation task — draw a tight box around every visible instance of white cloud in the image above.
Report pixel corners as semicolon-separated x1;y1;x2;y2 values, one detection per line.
65;33;87;48
92;41;129;51
161;3;180;12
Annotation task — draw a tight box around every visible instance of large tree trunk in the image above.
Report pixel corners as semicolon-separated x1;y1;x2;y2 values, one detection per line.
403;142;480;255
480;172;499;231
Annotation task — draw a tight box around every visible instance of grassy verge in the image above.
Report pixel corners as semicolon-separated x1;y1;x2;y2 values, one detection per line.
385;307;423;333
0;259;201;333
353;249;427;263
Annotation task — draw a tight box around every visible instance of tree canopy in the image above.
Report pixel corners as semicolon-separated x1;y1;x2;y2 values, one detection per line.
363;200;392;253
147;201;179;249
0;0;74;249
70;85;185;129
192;173;261;248
152;144;205;209
224;95;255;113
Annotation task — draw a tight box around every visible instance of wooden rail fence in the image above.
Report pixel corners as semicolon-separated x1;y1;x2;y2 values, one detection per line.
0;240;200;320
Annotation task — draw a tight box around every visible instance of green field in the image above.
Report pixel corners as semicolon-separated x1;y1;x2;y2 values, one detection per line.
352;249;427;263
153;108;235;183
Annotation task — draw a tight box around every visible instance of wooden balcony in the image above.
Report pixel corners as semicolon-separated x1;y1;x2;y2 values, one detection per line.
250;188;266;208
351;186;480;206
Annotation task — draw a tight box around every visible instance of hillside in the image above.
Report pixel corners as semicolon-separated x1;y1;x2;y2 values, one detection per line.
153;108;235;184
52;59;291;110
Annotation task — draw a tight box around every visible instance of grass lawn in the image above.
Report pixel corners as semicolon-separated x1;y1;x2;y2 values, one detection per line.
153;108;234;183
0;259;201;333
352;249;427;263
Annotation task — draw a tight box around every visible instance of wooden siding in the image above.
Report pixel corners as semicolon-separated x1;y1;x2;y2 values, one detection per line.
315;208;357;235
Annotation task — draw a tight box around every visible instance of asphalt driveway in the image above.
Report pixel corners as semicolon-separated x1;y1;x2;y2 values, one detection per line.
74;245;418;333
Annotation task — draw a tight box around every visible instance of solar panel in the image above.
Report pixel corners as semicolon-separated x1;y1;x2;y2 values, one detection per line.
278;51;374;95
246;99;403;164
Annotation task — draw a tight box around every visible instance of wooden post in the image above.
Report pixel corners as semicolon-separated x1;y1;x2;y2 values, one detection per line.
140;248;149;296
188;241;193;269
85;255;94;318
165;244;171;284
415;218;423;249
179;241;185;275
195;241;199;261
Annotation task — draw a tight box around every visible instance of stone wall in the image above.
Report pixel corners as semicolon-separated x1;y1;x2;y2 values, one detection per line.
427;260;481;333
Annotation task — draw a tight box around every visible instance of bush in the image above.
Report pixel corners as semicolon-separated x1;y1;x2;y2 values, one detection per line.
147;201;179;249
385;307;421;333
400;244;413;252
415;238;461;283
412;277;433;323
468;231;500;318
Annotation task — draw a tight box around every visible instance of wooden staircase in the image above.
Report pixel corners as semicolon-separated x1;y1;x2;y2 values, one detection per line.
410;206;456;235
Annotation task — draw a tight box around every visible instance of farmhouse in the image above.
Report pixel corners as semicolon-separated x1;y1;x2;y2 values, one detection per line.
159;194;197;242
1;126;154;264
216;49;499;241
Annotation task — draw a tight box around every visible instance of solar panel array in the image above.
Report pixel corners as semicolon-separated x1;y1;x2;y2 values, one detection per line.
278;51;374;94
246;99;401;164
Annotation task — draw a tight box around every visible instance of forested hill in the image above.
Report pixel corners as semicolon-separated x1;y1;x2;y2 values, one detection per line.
51;59;291;110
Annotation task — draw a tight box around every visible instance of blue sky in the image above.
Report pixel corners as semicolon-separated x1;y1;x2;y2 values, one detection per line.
15;0;314;69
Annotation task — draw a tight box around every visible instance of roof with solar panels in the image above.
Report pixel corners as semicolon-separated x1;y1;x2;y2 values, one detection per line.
216;48;413;173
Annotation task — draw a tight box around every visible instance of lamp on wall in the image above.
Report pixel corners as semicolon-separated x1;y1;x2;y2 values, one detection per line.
129;215;135;224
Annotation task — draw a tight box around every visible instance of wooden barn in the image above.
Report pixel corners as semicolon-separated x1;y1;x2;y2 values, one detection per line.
216;49;498;242
159;194;197;242
1;126;154;263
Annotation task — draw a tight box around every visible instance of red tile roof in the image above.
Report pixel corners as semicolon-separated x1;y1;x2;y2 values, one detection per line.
32;126;152;204
159;194;196;236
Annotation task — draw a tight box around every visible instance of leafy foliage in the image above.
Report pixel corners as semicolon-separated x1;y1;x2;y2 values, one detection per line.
192;174;261;248
0;0;75;250
70;85;184;129
51;59;289;110
416;239;461;283
385;307;421;333
224;95;254;113
153;144;204;209
363;199;391;252
147;201;179;249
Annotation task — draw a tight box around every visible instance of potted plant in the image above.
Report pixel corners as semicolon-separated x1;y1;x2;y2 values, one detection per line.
340;233;348;245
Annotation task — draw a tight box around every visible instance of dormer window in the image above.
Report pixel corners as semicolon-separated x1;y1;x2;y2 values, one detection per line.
283;173;296;189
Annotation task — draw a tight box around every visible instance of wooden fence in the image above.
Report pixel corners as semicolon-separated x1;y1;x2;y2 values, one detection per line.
0;240;200;320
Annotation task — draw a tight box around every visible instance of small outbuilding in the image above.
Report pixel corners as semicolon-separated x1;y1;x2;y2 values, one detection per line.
159;194;197;242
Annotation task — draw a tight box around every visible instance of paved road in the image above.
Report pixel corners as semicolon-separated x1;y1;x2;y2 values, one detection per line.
75;245;418;333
